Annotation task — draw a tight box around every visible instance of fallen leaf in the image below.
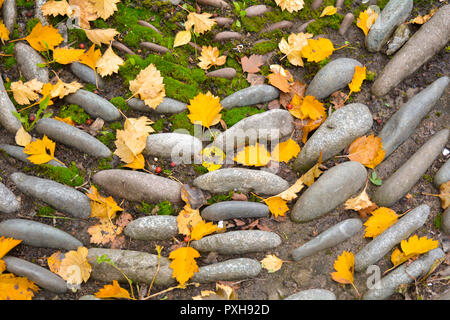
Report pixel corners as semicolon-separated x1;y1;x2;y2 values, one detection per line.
190;220;219;241
278;32;312;67
16;21;63;51
330;91;347;110
187;91;222;128
15;126;32;147
0;20;9;43
10;79;44;105
87;185;123;222
23;135;59;165
177;204;203;236
115;212;133;228
331;251;355;285
348;134;385;169
54;116;75;126
78;44;102;72
271;138;300;163
263;196;290;218
363;207;399;238
197;46;226;70
42;0;71;16
96;45;124;77
185;12;216;34
91;0;120;20
408;7;437;24
193;282;238;300
348;65;366;94
0;236;22;259
95;280;131;299
357;8;378;37
261;254;283;273
300;95;326;120
274;0;304;13
201;146;225;172
241;54;264;73
129;64;165;109
439;181;450;209
390;235;439;269
246;73;265;86
168;246;200;286
344;186;378;218
68;0;98;29
52;47;85;64
0;273;39;300
267;72;291;93
84;28;119;46
47;251;64;274
58;246;92;286
301;38;334;63
279;80;307;108
234;143;271;167
87;221;123;245
320;6;337;17
301;117;325;144
174;30;191;48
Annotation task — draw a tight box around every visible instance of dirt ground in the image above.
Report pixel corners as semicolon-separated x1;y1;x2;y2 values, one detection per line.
0;0;448;300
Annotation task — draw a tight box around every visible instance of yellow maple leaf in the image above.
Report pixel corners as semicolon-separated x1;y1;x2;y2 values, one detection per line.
168;246;200;286
0;20;9;43
357;8;378;37
185;12;216;34
389;235;439;270
331;251;356;286
10;79;44;105
174;30;192;48
96;45;124;77
274;0;304;13
87;185;123;222
177;204;203;237
58;246;92;286
84;28;119;46
52;47;84;65
363;207;399;238
14;21;63;52
0;273;39;300
408;7;437;25
348;65;367;94
234;143;271;167
0;260;5;274
95;280;131;299
320;6;337;17
197;46;227;70
348;134;385;169
78;44;102;71
190;220;219;241
301;117;326;144
23;135;61;165
129;64;166;109
271;138;300;163
42;0;71;16
187;91;222;128
91;0;120;20
300;95;326;120
261;254;284;273
87;221;123;245
439;182;450;210
201;146;225;172
15;126;32;147
278;32;312;67
267;72;291;93
47;251;64;274
301;38;335;63
264;196;290;218
0;236;22;259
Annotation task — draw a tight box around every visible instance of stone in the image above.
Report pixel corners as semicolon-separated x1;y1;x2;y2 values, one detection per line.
442;207;450;235
434;158;450;188
3;256;67;293
92;169;182;204
213;31;244;42
220;85;279;109
373;130;449;207
144;132;202;163
79;295;101;300
124;216;178;240
70;62;104;88
354;204;430;272
0;181;20;214
34;0;49;25
293;103;373;172
197;0;230;9
36;118;112;158
112;40;136;55
214;17;234;27
261;20;293;33
201;201;269;221
140;42;169;54
14;42;49;83
292;219;363;261
365;0;413;52
0;144;66;167
206;67;237;80
339;13;354;36
193;258;262;283
11;172;91;218
137;20;162;34
0;219;83;250
291;162;367;223
2;0;17;33
363;248;445;300
245;5;271;17
193;168;289;196
311;0;323;11
378;77;449;158
372;5;450;96
0;76;22;134
385;24;411;55
64;89;120;122
127;97;187;114
305;58;363;99
191;230;282;254
284;289;336;300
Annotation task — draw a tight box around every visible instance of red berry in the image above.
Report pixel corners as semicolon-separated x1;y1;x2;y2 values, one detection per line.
26;11;33;17
79;43;85;49
155;166;162;173
287;104;293;110
29;114;36;122
93;90;98;94
183;236;190;242
169;161;176;168
85;119;93;125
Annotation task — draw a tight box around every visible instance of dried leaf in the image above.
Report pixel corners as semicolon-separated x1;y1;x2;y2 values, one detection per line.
320;6;337;17
408;7;437;24
68;0;98;29
173;30;191;48
58;246;92;286
390;235;439;269
300;95;326;120
348;135;385;169
267;72;291;93
344;186;377;216
96;45;124;77
331;251;355;285
47;251;64;274
241;54;264;73
177;204;203;237
23;135;58;165
274;0;304;13
198;46;226;70
190;220;219;241
129;64;165;109
185;12;216;34
54;116;75;126
19;21;63;51
278;32;312;67
234;143;271;167
87;185;123;222
52;47;85;64
168;246;200;286
84;28;119;46
348;65;366;93
301;38;334;63
78;44;102;71
91;0;120;20
193;282;238;300
261;254;283;273
363;207;398;238
95;280;131;299
42;0;71;16
0;236;22;259
263;196;290;218
187;91;222;128
10;79;44;105
330;91;347;110
15;126;32;147
87;221;123;245
357;8;378;37
439;181;450;210
271;138;300;163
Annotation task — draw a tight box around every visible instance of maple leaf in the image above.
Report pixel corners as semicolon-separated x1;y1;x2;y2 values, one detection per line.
0;236;22;259
58;246;92;286
96;45;124;77
48;79;83;100
439;182;450;209
47;251;64;274
197;46;227;70
168;246;200;286
193;283;238;300
348;65;367;94
54;116;75;126
0;20;9;43
357;8;378;37
42;0;71;16
363;207;399;238
91;0;120;20
241;54;264;73
187;91;222;128
389;235;439;270
87;221;123;245
234;143;271;167
129;64;166;109
177;204;203;236
10;79;43;105
331;251;356;287
0;273;39;300
15;21;63;52
280;80;307;108
123;153;145;170
15;126;32;147
261;254;284;273
185;12;216;34
263;196;290;218
84;28;119;46
330;91;347;110
267;72;291;93
344;186;378;218
301;38;335;63
201;146;225;172
301;117;326;144
320;6;337;17
348;135;385;169
95;280;131;299
68;0;98;29
274;0;304;13
23;135;60;165
190;220;219;241
78;44;102;71
408;7;437;24
300;95;326;120
87;185;123;222
52;47;85;64
173;30;191;48
271;138;300;163
278;32;312;67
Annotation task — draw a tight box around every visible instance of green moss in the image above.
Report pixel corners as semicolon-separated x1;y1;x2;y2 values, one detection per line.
377;0;390;9
17;0;35;8
58;104;90;124
434;213;442;229
96;157;112;170
136;201;156;214
83;84;97;92
110;97;130;112
26;18;40;32
193;164;208;175
222;106;265;127
67;29;87;45
207;191;234;205
152;118;166;132
422;174;433;184
252;41;278;55
168;111;194;135
109;121;123;131
33;162;84;187
366;70;376;81
37;205;56;217
97;131;116;149
157;200;175;215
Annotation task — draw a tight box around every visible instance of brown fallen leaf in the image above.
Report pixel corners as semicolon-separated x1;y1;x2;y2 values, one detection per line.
241;54;264;73
115;212;133;228
246;73;265;86
344;184;378;219
330;91;347;110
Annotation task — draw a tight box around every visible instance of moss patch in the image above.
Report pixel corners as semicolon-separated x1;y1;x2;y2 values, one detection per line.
222;106;266;127
26;162;84;187
58;104;90;124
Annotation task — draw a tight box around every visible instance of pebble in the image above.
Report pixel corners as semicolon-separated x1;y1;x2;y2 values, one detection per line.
434;158;450;188
354;204;430;272
64;89;120;122
373;129;449;207
127;97;187;114
11;172;91;218
34;0;49;25
70;62;104;89
305;58;363;99
311;0;323;11
385;24;411;55
0;144;66;167
139;42;169;54
2;0;17;33
245;5;271;17
442;207;450;235
261;20;293;33
92;169;182;204
79;295;101;300
213;31;243;42
296;19;315;33
206;67;237;80
137;20;162;34
363;248;445;300
372;5;450;97
0;181;20;214
2;256;67;293
292;219;363;261
112;40;136;55
0;219;83;250
201;201;269;221
35;118;112;158
0;77;22;134
293;103;373;173
220;85;280;109
284;289;336;300
197;0;230;9
291;162;367;223
339;13;354;36
193;168;290;196
144;132;202;163
14;42;49;83
124;216;178;241
214;17;234;27
193;258;262;283
190;230;282;254
378;77;449;158
87;248;175;286
365;0;413;52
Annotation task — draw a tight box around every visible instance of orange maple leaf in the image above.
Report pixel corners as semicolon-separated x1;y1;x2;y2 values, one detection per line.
348;135;385;169
168;246;200;286
94;280;131;299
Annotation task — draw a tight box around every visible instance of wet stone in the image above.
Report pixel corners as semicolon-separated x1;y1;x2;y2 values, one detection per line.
64;89;120;122
213;31;244;42
124;216;178;241
0;181;20;214
201;201;269;221
70;62;104;88
284;289;336;300
14;42;49;83
193;258;262;283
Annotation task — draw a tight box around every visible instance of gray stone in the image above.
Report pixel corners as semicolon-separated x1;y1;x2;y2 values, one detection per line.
261;20;293;33
193;168;289;196
434;289;450;300
92;169;182;204
214;17;234;27
372;5;450;96
291;162;367;223
127;97;187;114
140;42;169;54
379;77;449;158
190;230;282;254
3;256;67;293
354;204;430;272
64;89;120;121
0;219;83;250
36;118;112;158
193;258;262;283
292;218;363;261
284;289;336;300
366;0;413;52
442;207;450;235
35;0;49;25
293;103;373;173
70;62;104;88
0;181;20;214
11;172;91;218
206;67;237;80
124;215;178;240
197;0;230;8
213;31;244;42
305;58;363;99
0;144;66;167
87;248;175;286
144;132;202;163
373;130;449;207
385;24;411;55
363;248;445;300
220;85;279;109
2;0;17;33
434;158;450;188
339;13;354;36
0;76;22;133
79;295;102;300
201;201;269;221
14;42;49;83
245;5;270;17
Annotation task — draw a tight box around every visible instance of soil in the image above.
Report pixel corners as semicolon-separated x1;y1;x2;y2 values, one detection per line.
0;0;448;301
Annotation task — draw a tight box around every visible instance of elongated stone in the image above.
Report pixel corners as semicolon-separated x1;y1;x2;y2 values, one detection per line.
35;0;49;25
0;76;22;133
305;58;363;99
193;258;262;283
0;219;83;250
291;162;367;223
193;168;289;196
64;89;120;121
206;67;237;80
373;130;449;207
0;182;20;214
434;158;450;188
379;76;449;157
201;201;269;221
442;207;450;235
2;0;17;33
220;85;279;109
70;62;104;88
36;118;112;158
284;289;336;300
363;248;445;300
0;144;66;167
197;0;230;8
144;132;202;163
372;5;450;96
339;13;354;36
3;256;67;293
292;219;363;261
87;248;175;286
92;169;182;204
293;103;373;173
14;42;49;83
190;230;282;254
245;5;270;17
214;17;234;27
124;216;178;240
213;31;244;42
140;42;169;54
11;172;91;218
261;20;293;33
127;97;187;114
354;204;430;272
